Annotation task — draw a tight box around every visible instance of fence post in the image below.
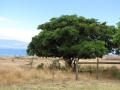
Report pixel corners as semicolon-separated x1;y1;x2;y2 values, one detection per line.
96;57;99;80
76;58;79;80
52;66;55;83
30;55;34;68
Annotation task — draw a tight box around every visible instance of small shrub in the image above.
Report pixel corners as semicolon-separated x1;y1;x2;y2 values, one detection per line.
60;66;67;71
49;59;61;70
78;65;96;73
97;66;120;80
109;66;120;80
37;63;44;70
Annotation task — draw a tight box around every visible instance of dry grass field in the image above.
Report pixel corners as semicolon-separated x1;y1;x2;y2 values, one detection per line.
0;56;120;90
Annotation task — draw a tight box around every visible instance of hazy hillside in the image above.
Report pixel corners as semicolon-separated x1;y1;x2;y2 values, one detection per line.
0;39;28;49
0;39;27;56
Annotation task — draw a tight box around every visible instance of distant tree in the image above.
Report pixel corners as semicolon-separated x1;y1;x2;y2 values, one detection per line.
27;15;116;68
113;21;120;54
116;21;120;29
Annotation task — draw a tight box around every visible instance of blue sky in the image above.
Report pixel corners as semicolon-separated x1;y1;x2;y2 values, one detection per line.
0;0;120;42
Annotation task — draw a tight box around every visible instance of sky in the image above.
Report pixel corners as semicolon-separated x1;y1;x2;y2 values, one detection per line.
0;0;120;43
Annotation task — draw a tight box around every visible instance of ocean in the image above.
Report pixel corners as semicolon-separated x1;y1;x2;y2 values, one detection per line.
0;48;27;56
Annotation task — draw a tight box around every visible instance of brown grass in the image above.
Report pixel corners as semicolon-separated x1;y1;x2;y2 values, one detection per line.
0;56;120;90
0;56;92;86
0;64;75;85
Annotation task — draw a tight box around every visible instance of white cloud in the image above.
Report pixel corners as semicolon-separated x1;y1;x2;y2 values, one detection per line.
0;16;20;24
0;27;39;42
0;16;40;43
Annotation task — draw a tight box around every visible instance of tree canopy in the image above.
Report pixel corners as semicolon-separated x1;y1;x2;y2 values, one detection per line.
27;15;116;66
112;21;120;54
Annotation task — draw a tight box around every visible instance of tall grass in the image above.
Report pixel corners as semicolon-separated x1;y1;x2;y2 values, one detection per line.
78;65;120;80
0;60;120;90
0;65;75;85
0;64;120;85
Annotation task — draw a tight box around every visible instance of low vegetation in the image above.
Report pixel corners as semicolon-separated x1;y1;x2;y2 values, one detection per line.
0;57;120;90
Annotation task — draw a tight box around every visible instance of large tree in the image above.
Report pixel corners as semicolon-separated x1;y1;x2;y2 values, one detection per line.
27;15;116;67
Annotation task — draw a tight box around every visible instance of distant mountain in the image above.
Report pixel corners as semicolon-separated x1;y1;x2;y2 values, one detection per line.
0;39;28;49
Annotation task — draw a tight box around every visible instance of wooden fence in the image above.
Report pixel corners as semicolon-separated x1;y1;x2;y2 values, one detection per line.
76;59;120;80
78;62;120;64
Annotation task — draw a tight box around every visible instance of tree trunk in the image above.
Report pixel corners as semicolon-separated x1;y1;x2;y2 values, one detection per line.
72;59;76;72
76;58;79;80
30;55;34;68
96;57;99;80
